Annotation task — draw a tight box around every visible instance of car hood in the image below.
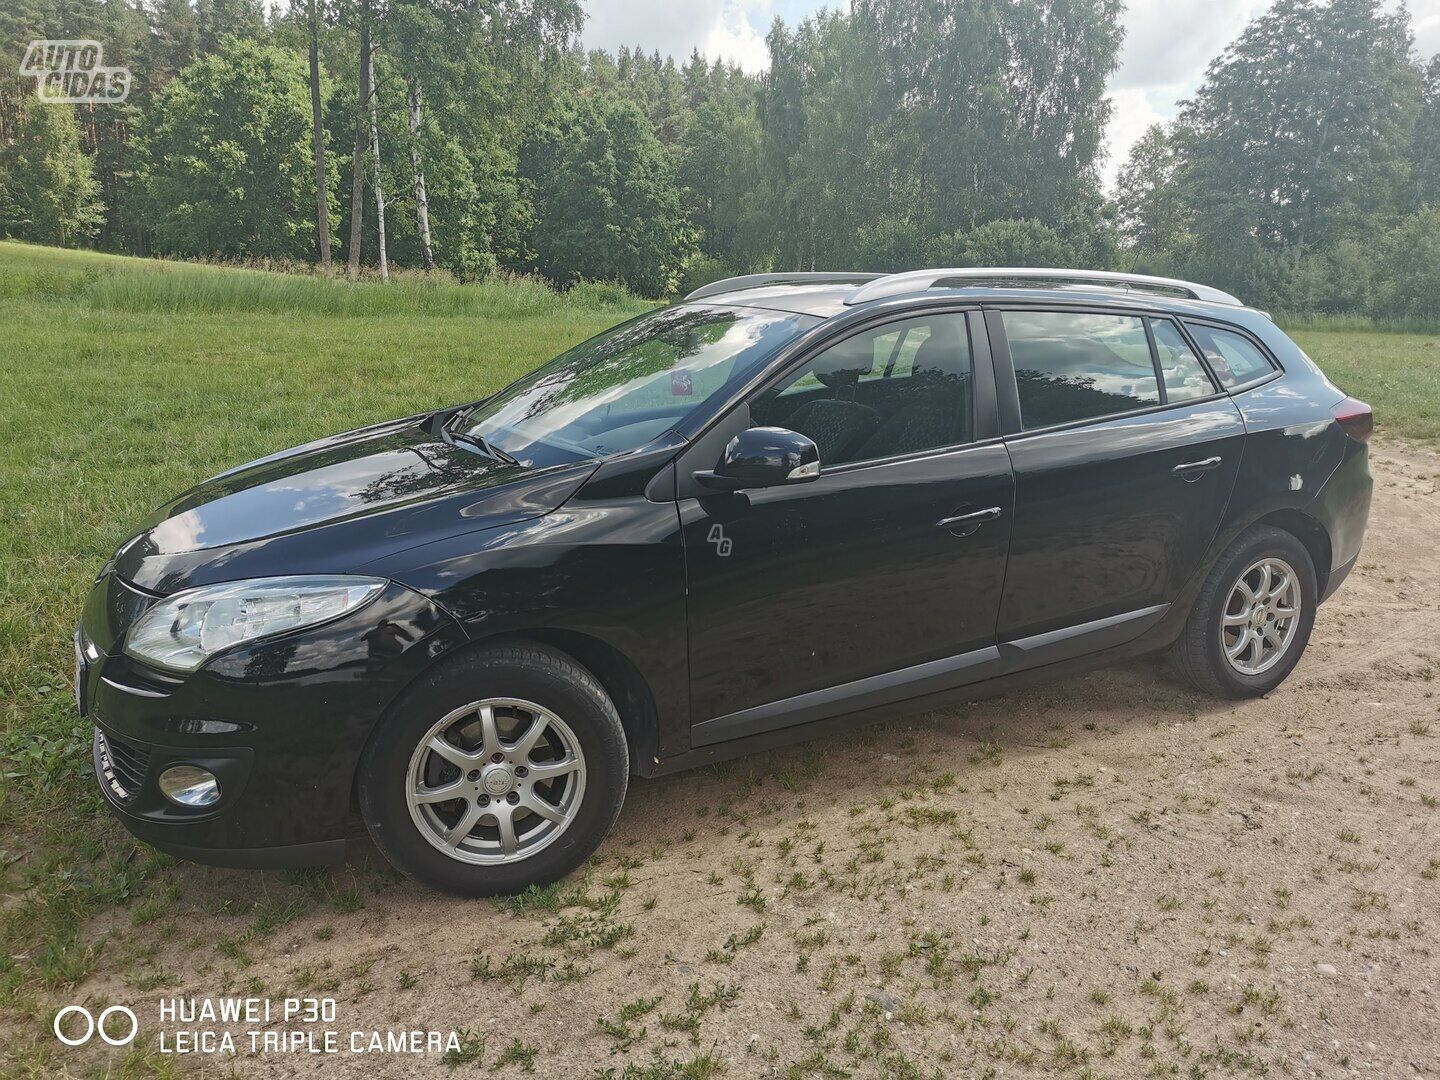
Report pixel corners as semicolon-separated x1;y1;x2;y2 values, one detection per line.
112;414;598;594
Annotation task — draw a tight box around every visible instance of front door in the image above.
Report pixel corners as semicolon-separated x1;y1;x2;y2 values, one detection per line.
679;310;1014;744
988;308;1246;648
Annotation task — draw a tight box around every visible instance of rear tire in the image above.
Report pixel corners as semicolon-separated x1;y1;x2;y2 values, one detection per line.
1171;525;1317;698
358;643;628;897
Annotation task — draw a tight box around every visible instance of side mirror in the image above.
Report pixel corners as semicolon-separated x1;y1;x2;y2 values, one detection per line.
694;427;820;492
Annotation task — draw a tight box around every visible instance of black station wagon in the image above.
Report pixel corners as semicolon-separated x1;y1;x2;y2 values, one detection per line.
77;268;1373;895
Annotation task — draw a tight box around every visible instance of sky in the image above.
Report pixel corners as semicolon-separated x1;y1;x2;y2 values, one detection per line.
581;0;1440;191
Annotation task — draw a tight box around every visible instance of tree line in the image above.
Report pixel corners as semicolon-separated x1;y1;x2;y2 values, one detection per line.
1;0;1437;318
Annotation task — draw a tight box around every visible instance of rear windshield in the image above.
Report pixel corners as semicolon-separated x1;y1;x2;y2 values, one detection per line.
458;305;817;468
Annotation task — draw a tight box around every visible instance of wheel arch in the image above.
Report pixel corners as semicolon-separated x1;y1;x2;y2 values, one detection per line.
402;628;661;772
1250;508;1333;598
520;628;661;769
1159;504;1336;651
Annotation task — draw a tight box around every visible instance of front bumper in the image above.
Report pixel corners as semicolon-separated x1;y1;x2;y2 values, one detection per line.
79;574;468;867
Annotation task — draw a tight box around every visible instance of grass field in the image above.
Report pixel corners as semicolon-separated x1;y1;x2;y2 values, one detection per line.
1288;326;1440;443
0;242;1437;1074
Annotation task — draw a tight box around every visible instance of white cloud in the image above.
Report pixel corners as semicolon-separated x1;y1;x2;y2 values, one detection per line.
701;2;772;70
1112;0;1265;91
1409;1;1440;60
582;0;775;71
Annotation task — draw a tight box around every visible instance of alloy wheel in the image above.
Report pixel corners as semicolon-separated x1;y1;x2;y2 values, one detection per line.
405;698;586;865
1220;557;1302;676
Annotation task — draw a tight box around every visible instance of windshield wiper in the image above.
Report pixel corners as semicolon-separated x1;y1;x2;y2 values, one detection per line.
447;427;520;466
442;402;480;433
441;404;520;465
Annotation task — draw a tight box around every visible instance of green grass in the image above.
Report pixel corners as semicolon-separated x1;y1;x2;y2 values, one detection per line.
0;240;645;317
0;241;1436;1046
1273;311;1440;335
1285;326;1440;443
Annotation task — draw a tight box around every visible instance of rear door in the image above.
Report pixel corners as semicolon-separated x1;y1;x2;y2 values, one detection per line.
987;308;1245;652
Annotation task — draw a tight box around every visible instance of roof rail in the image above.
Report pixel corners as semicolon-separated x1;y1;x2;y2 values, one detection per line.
843;267;1245;307
684;272;881;303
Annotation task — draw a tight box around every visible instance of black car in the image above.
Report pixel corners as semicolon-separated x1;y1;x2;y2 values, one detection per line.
77;268;1373;896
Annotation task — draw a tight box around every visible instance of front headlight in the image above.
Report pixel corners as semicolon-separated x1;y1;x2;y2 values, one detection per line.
124;575;387;673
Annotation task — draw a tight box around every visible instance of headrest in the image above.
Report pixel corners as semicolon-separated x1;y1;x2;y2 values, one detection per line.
912;320;966;374
810;336;873;389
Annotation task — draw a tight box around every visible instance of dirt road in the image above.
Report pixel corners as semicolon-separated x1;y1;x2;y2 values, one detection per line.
66;442;1440;1077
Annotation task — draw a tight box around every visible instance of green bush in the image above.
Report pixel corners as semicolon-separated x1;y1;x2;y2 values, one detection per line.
0;105;105;247
1369;207;1440;322
522;97;694;298
926;219;1077;268
565;279;646;310
675;254;738;298
854;217;924;272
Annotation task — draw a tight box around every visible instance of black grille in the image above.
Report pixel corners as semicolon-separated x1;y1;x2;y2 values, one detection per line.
97;729;150;803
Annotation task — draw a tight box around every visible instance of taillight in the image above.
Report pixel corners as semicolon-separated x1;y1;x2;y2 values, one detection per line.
1332;397;1373;443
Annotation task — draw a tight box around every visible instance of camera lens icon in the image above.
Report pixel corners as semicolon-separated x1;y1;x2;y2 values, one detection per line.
53;1004;138;1047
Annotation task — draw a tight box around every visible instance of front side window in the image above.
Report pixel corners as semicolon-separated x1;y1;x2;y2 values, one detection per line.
455;305;817;468
1003;311;1159;429
1183;322;1275;388
1152;320;1217;402
751;313;973;467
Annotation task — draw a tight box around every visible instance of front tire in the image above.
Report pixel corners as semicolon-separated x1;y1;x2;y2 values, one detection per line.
358;643;629;897
1172;524;1317;698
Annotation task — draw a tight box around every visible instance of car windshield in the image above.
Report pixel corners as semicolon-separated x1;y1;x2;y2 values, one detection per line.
454;305;817;467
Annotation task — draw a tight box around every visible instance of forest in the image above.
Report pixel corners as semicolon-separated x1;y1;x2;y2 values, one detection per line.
1;0;1438;318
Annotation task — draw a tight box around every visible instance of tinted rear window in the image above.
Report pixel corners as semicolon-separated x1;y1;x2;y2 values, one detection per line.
1183;322;1275;388
1152;320;1217;402
1002;311;1159;429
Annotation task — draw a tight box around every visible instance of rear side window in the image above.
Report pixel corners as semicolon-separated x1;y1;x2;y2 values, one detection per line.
1152;320;1217;402
1183;322;1275;388
1002;311;1159;429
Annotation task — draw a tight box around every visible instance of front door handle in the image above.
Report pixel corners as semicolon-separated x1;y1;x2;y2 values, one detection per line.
1173;455;1223;481
936;506;1003;533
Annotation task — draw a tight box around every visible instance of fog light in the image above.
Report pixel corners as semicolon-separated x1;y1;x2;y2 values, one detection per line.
158;765;221;808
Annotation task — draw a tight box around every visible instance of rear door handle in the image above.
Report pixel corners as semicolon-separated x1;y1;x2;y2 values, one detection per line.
936;506;1003;533
1173;456;1222;481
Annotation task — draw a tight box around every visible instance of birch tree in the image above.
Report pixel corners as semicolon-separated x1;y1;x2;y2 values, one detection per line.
368;47;388;280
407;75;435;270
